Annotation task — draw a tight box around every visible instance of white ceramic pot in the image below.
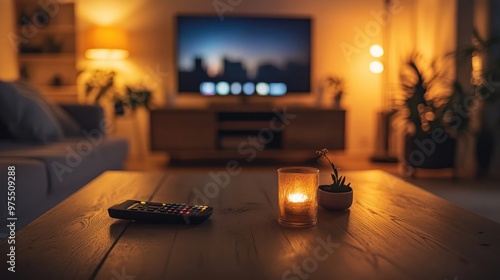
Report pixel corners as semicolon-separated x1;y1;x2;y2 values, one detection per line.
317;187;353;210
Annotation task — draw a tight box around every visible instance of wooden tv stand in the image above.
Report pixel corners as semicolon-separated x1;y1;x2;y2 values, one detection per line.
150;106;345;162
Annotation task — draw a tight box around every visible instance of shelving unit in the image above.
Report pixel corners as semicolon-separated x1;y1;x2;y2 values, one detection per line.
216;112;284;150
14;0;77;103
150;106;346;162
19;53;75;62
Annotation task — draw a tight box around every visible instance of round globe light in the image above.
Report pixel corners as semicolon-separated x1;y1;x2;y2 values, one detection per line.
369;61;384;73
370;44;384;58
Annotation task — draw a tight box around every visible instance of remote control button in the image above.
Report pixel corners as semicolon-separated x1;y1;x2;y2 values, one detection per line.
148;202;162;206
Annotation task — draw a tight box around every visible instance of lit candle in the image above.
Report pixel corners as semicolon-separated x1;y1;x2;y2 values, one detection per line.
289;193;307;203
284;193;309;216
278;167;319;227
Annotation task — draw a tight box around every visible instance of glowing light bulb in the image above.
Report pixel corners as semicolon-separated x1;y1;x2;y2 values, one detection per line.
370;61;384;73
370;44;384;57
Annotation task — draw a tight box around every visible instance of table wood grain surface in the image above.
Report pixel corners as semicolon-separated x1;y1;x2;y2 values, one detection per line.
1;170;500;280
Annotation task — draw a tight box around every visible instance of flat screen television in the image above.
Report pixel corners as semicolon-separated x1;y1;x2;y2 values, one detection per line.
176;15;311;96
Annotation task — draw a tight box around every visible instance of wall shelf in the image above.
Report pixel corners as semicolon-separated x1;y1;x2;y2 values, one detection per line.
19;53;76;62
14;0;77;103
32;25;75;34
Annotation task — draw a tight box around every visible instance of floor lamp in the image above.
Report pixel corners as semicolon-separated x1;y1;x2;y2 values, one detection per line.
370;0;398;163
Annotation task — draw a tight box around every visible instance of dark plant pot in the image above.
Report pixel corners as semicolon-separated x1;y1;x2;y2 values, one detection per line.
476;129;494;177
476;99;500;177
114;99;125;116
404;134;456;169
317;187;353;211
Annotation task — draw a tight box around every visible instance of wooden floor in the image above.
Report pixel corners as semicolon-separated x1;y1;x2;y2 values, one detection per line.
124;152;500;224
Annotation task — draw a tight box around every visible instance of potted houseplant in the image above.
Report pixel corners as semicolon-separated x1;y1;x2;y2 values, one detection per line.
316;149;353;210
326;75;345;109
396;54;469;174
318;75;345;109
114;85;153;116
83;69;153;116
84;69;116;105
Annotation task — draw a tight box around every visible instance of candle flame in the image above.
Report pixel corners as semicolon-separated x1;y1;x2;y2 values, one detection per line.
288;193;308;203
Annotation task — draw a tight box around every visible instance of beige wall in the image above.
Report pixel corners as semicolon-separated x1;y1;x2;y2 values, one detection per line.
75;0;458;156
0;0;19;80
388;0;457;96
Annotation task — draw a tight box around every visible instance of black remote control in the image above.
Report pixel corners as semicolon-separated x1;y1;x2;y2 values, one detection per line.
108;200;213;224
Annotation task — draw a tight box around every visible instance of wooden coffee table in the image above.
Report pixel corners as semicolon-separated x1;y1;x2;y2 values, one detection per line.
1;170;500;279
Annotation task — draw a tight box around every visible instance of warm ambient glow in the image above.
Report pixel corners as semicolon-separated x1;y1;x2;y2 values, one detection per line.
370;44;384;57
85;49;129;60
278;167;318;227
369;61;384;73
288;193;308;203
471;54;483;85
85;27;129;60
78;1;144;26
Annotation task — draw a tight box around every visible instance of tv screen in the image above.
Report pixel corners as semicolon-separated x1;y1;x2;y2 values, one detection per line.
176;16;311;96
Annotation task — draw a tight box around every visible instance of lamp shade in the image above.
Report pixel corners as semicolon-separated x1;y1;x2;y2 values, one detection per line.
85;27;129;60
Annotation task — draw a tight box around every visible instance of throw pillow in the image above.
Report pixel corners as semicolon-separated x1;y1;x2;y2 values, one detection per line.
12;80;82;137
0;80;64;143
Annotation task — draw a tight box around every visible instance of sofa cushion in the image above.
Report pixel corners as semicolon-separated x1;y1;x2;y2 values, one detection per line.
0;120;13;140
0;158;49;231
60;104;105;134
11;80;82;137
0;80;64;143
0;136;128;193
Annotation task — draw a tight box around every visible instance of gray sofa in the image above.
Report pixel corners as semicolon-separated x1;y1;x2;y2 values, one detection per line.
0;103;128;235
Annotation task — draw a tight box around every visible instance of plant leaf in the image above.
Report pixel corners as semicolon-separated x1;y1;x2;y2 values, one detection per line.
331;173;336;183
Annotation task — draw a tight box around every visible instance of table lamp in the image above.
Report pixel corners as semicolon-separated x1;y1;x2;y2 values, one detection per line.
85;27;129;60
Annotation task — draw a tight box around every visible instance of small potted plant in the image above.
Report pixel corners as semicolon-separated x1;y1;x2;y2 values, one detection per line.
315;149;353;210
326;75;345;109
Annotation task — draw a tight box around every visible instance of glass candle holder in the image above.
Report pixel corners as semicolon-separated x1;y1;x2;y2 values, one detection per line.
278;167;319;227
